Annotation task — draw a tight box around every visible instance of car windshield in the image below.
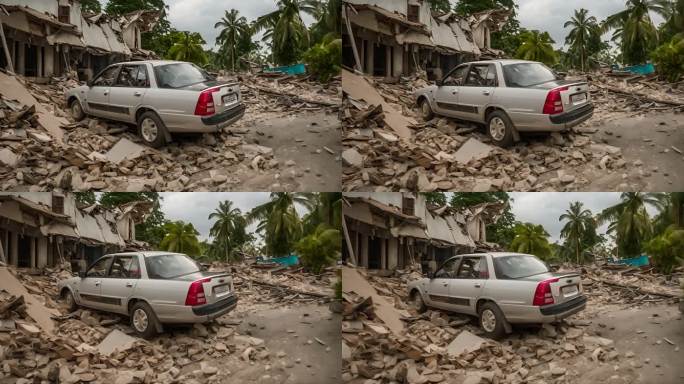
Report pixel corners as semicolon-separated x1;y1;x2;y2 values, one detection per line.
145;254;200;279
153;63;209;88
502;62;557;87
493;254;549;279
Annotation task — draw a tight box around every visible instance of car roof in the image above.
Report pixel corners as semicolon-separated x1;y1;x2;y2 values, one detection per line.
104;251;184;258
455;252;534;258
462;59;537;66
109;60;186;67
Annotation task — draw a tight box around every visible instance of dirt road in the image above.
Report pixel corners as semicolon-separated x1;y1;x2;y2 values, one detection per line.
586;112;684;191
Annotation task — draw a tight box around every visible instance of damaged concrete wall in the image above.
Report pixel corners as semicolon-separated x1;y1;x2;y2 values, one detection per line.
1;0;57;15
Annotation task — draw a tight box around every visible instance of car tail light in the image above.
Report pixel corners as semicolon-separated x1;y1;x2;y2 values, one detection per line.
533;278;559;306
194;88;220;116
185;277;211;306
542;86;569;115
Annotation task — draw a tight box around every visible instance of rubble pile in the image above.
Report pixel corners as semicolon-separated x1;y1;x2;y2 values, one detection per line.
342;269;636;384
579;264;682;306
342;90;627;192
235;72;340;113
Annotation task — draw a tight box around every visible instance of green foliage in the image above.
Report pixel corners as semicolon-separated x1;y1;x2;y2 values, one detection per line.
166;31;208;66
295;224;341;274
105;0;171;56
454;0;520;56
302;193;342;234
659;0;684;42
604;0;668;65
427;0;453;13
450;192;515;246
564;8;602;71
214;9;253;71
159;221;201;256
74;192;96;205
559;201;598;264
597;192;663;257
422;192;448;207
310;0;342;43
80;0;102;13
254;0;317;65
303;37;341;82
453;0;516;15
651;36;684;82
644;226;684;274
208;200;250;262
509;223;553;260
247;193;314;256
334;279;342;300
515;30;558;66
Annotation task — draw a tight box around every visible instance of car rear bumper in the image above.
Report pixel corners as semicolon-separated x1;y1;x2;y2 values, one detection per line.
160;103;245;133
501;295;586;324
153;294;238;323
201;103;246;129
511;103;594;132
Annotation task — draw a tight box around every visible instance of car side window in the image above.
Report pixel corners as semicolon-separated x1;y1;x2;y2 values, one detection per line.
134;65;149;87
443;65;468;86
92;66;119;87
456;257;488;279
435;258;459;278
86;257;110;277
465;65;497;87
109;256;141;279
114;65;139;87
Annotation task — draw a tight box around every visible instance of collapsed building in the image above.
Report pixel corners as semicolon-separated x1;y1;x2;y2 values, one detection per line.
342;0;511;79
0;192;151;270
0;0;160;81
342;192;504;272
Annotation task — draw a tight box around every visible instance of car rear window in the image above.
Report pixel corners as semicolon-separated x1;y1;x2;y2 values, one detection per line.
493;254;549;279
145;254;200;279
153;62;210;88
502;62;557;87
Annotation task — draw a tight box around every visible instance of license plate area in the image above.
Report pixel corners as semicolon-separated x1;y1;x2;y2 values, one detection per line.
562;285;578;297
571;93;587;104
213;284;230;295
222;93;237;106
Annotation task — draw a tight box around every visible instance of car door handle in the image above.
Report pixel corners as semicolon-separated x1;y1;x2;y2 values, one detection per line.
474;283;481;288
451;90;459;95
103;91;109;96
482;90;490;95
126;282;134;287
442;283;448;287
94;281;101;286
133;91;142;97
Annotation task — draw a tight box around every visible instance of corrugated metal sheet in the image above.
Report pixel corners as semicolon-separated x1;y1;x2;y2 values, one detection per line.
430;20;461;52
101;23;130;55
424;213;455;245
95;215;125;246
75;209;105;243
79;16;110;52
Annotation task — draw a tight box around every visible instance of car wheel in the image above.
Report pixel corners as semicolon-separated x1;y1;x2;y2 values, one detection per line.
137;111;168;148
69;99;86;121
486;110;515;148
419;98;434;121
130;301;160;339
410;290;427;313
62;289;78;312
478;302;507;340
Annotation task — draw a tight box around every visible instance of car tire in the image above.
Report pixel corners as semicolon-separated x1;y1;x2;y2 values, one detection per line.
478;302;507;340
419;98;434;121
130;301;160;339
137;111;168;148
486;110;515;148
410;290;427;313
69;98;86;121
62;289;78;312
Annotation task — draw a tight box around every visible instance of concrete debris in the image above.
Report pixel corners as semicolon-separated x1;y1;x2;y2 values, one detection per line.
446;330;487;357
105;138;147;164
96;329;140;356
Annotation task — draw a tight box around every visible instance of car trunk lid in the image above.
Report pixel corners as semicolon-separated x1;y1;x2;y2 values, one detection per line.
178;271;234;305
520;271;582;305
535;80;590;114
185;81;241;116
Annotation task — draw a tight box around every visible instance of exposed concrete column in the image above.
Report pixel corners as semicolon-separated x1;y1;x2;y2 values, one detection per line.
365;40;374;75
393;44;403;77
16;41;25;75
385;45;391;77
388;238;398;270
361;234;369;268
37;46;43;77
44;46;54;76
37;237;48;268
10;232;17;266
380;238;386;269
29;237;35;268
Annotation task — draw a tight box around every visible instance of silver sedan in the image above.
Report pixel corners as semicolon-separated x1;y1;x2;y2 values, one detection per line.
65;60;245;147
407;252;586;339
57;251;237;338
414;59;594;147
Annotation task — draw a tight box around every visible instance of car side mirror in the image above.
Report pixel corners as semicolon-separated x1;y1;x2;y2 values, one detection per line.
426;271;434;279
435;79;443;87
78;271;86;278
86;80;93;87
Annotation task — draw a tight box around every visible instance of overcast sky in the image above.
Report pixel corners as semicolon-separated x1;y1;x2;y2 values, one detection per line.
158;193;309;242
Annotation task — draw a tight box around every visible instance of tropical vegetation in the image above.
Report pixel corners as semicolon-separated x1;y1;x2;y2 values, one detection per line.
559;202;599;264
509;223;553;260
159;221;202;256
515;30;558;66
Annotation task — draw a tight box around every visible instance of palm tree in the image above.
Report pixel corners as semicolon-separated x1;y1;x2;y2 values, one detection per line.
208;200;247;261
603;0;669;64
509;223;553;260
564;8;600;71
167;31;208;66
515;30;558;66
295;224;341;274
246;192;315;256
597;192;664;257
559;202;595;264
214;9;251;71
660;0;684;41
253;0;319;65
159;221;201;256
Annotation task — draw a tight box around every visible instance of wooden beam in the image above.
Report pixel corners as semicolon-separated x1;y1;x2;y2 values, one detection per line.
344;4;362;72
0;12;15;74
